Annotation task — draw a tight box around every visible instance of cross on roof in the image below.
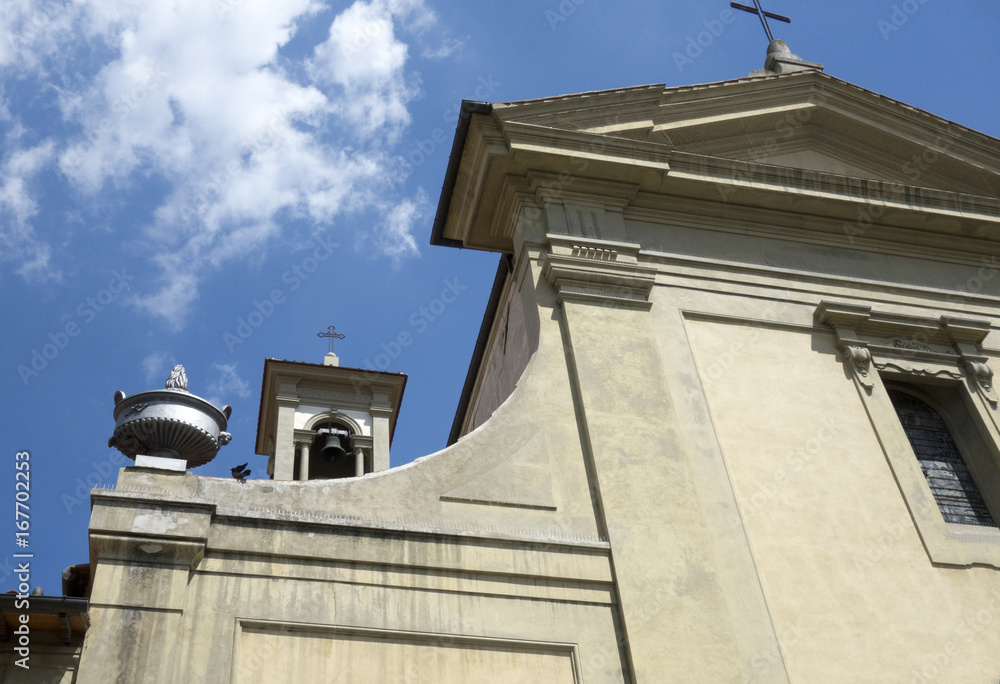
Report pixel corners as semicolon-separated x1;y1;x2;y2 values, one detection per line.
730;1;790;43
317;325;346;353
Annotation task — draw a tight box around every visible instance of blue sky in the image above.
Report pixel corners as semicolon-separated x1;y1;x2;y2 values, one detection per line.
2;0;998;593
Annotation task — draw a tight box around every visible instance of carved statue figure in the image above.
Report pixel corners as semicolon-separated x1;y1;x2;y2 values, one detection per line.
165;365;188;391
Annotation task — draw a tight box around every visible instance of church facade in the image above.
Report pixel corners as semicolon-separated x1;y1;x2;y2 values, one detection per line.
10;42;1000;683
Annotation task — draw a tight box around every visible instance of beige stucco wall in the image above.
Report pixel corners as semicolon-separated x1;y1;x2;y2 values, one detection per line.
462;263;533;435
688;315;1000;682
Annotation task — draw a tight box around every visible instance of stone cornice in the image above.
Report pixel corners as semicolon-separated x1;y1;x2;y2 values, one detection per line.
653;101;818;134
666;151;1000;222
435;72;1000;263
445;130;1000;258
492;83;663;121
503;121;673;172
527;172;640;207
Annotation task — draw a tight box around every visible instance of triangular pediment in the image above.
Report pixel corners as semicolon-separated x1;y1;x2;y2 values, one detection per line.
492;72;1000;197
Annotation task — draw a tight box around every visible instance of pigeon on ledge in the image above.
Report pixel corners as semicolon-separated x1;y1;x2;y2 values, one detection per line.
231;463;250;481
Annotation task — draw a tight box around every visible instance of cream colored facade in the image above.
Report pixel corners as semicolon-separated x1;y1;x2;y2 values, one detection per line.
55;63;1000;683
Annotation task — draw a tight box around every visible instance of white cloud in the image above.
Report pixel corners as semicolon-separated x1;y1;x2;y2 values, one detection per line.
141;351;176;386
307;0;429;141
422;37;464;60
0;140;59;283
134;261;199;329
207;362;252;407
371;191;427;260
0;1;81;71
2;0;439;325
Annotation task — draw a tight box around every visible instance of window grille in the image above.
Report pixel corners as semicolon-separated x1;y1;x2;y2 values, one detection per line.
888;390;996;527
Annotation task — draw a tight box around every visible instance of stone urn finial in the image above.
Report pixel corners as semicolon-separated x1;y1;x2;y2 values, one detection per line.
108;365;232;468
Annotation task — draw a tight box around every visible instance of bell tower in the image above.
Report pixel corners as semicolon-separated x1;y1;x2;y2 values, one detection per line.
254;350;406;481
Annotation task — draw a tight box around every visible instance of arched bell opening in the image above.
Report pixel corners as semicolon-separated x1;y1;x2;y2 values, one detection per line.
307;421;356;480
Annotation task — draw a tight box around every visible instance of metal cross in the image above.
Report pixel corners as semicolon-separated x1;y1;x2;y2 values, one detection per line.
317;325;346;353
730;1;790;43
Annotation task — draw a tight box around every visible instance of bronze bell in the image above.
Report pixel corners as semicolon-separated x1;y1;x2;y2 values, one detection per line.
314;428;349;464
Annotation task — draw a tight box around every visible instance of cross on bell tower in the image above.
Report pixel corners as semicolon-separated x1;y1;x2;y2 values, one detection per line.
317;325;345;366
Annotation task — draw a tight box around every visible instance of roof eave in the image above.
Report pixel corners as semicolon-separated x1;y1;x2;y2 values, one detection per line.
430;100;493;248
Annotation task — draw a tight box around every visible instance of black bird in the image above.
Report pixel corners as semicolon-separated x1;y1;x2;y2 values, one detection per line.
231;463;251;481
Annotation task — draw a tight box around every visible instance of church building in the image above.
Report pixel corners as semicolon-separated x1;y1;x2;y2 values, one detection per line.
5;36;1000;683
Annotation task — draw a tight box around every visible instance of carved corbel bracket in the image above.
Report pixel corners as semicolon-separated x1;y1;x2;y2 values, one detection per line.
939;316;998;405
815;301;874;391
964;358;999;405
843;345;875;389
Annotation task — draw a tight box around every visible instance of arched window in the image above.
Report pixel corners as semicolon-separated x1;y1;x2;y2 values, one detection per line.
308;421;355;480
888;389;996;527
